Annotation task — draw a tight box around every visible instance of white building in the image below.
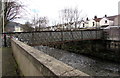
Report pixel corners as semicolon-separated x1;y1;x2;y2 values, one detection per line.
93;15;118;28
44;15;119;31
14;26;23;32
88;19;97;28
99;18;112;26
79;20;88;28
79;15;119;29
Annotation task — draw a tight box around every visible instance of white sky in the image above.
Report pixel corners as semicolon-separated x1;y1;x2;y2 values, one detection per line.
14;0;120;25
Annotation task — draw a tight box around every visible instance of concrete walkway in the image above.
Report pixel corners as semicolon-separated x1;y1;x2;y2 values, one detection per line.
1;47;20;77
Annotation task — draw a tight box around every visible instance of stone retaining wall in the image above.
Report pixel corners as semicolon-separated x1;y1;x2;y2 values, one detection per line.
11;38;89;76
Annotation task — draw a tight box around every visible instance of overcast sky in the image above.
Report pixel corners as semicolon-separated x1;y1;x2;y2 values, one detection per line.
14;0;120;25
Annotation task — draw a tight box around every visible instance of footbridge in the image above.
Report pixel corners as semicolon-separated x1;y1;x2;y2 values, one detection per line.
2;29;120;76
4;29;103;46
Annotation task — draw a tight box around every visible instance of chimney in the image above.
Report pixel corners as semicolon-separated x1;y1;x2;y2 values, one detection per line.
105;14;107;17
86;17;89;21
94;16;97;19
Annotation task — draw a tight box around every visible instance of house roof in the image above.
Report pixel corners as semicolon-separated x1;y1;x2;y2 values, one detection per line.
94;15;119;22
94;18;102;22
6;22;22;28
107;15;118;21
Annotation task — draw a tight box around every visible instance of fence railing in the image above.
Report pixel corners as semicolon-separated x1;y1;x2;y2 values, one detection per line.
2;29;103;47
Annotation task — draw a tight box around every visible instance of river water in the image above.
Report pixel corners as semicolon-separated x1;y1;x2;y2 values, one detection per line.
34;46;120;76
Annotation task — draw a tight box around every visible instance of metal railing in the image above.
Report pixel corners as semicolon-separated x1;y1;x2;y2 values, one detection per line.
2;29;103;47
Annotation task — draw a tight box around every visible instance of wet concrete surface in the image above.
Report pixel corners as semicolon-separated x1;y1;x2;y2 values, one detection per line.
34;46;120;76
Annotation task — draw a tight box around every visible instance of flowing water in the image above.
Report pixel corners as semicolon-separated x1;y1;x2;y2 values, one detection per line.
34;46;120;76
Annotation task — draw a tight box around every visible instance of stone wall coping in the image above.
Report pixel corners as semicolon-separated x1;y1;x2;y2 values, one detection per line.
11;38;89;76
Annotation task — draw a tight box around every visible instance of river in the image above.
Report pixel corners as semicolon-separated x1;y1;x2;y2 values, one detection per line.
34;45;120;76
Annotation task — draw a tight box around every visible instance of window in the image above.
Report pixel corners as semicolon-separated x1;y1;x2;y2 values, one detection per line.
105;20;107;23
83;23;85;27
93;22;95;26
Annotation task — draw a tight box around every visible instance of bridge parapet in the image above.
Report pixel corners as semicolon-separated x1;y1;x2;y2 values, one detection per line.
11;30;103;46
11;38;89;76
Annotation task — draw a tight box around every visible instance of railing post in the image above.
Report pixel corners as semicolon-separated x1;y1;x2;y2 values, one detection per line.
96;29;97;39
61;30;63;42
3;34;7;47
31;32;34;45
81;30;83;40
71;30;74;40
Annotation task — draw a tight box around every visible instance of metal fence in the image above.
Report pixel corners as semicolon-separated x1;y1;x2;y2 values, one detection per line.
2;29;103;47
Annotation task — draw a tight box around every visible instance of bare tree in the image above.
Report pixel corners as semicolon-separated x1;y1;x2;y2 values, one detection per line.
60;8;82;30
73;8;81;29
30;14;49;31
4;0;24;27
36;16;49;31
32;15;37;30
22;21;34;32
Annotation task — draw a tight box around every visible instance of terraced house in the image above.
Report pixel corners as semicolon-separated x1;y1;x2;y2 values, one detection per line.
43;14;120;31
81;14;120;29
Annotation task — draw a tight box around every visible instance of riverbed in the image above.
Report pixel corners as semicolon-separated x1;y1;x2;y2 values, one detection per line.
34;45;120;76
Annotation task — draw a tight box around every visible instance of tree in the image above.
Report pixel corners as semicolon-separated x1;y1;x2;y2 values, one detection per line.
38;17;48;31
60;8;82;30
32;16;49;31
22;22;34;32
3;0;24;28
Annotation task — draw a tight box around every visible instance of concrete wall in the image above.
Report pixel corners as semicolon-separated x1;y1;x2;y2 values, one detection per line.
105;29;120;41
11;38;89;76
